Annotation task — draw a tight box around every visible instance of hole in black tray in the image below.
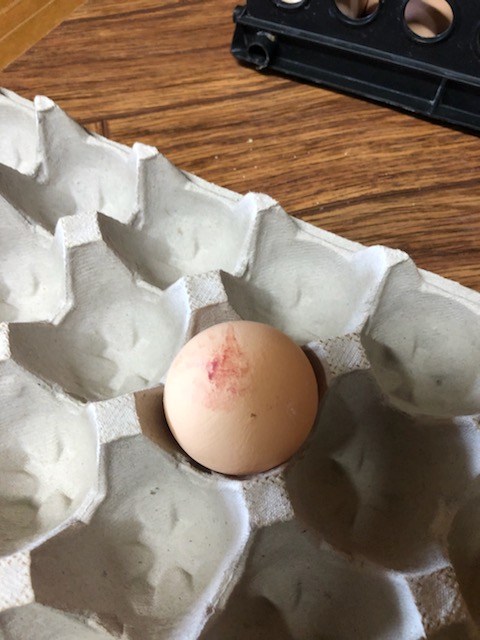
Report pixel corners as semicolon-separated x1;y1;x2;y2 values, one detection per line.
273;0;308;9
404;0;454;40
247;32;277;69
335;0;379;21
248;43;270;67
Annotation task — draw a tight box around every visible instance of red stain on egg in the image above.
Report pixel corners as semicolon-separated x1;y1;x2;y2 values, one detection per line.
206;357;220;381
203;325;250;410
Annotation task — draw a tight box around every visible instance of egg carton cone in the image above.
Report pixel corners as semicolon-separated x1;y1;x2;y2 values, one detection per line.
1;87;480;640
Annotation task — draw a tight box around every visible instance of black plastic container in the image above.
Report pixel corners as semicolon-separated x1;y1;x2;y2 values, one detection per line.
231;0;480;133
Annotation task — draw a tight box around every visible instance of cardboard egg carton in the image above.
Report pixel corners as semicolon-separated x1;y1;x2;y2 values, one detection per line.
1;87;480;639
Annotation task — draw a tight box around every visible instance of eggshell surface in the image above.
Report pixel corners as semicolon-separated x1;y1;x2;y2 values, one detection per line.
163;321;319;475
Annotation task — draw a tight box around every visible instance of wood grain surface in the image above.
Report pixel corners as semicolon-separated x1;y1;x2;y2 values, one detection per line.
1;0;479;289
0;0;85;71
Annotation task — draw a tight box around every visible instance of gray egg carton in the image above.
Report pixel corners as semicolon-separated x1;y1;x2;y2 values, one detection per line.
1;88;480;640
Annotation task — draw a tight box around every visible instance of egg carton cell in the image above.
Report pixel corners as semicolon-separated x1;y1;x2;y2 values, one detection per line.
1;90;480;639
200;519;424;640
0;193;65;323
0;603;115;640
285;369;480;573
29;436;250;640
0;324;98;558
220;199;406;344
361;258;480;417
0;90;37;176
98;149;253;291
6;211;188;402
7;213;241;402
0;97;138;232
35;96;137;227
448;478;480;628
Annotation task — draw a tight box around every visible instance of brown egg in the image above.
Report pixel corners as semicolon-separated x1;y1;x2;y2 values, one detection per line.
163;321;320;476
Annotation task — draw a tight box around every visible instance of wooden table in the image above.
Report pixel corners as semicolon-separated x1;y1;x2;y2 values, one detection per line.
1;0;479;290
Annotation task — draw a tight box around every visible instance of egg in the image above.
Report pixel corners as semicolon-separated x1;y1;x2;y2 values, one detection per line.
163;321;321;476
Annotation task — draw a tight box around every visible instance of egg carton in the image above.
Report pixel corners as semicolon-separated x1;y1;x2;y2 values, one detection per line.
1;87;480;640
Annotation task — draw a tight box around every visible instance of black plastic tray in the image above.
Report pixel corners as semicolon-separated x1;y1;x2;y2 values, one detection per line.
231;0;480;133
